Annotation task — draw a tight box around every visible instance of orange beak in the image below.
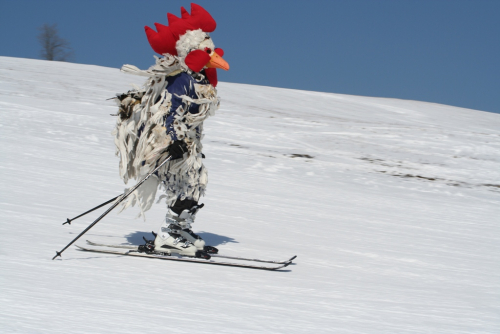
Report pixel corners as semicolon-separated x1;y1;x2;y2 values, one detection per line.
206;52;229;71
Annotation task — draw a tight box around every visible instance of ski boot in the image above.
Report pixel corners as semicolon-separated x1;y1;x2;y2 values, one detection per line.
153;221;211;259
165;205;219;254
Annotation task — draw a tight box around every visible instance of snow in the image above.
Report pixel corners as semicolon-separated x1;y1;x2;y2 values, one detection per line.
1;56;499;333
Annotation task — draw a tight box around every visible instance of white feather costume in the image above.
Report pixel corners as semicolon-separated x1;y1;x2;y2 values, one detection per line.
113;54;220;218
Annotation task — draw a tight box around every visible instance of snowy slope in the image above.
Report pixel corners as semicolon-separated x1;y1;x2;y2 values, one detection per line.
0;56;499;333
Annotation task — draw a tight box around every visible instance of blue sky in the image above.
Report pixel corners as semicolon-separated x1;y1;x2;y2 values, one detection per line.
1;0;499;113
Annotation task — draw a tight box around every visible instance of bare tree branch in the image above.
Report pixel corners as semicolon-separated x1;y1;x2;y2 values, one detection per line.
37;23;74;61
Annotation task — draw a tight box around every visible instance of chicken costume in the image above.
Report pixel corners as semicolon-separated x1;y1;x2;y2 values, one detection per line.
113;3;229;258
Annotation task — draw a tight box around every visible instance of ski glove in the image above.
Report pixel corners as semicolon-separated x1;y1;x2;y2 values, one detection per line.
168;140;188;160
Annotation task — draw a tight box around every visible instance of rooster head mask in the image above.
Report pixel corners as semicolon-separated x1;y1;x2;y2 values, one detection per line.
145;3;229;87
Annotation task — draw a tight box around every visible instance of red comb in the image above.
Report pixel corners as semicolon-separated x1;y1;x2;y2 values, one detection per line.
145;3;217;55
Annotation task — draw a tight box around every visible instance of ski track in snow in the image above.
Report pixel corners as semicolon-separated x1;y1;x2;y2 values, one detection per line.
0;57;499;333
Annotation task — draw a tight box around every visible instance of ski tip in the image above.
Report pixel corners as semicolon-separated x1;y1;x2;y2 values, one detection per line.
289;255;297;261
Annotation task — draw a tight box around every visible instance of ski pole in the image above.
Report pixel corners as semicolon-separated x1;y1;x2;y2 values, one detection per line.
52;155;172;260
62;195;122;225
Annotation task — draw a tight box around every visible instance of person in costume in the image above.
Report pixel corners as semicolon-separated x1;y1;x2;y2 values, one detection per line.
113;3;229;259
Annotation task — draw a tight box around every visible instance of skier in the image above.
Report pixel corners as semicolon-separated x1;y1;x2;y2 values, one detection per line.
112;3;229;259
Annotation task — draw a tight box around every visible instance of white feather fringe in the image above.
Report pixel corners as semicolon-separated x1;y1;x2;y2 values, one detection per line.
114;57;219;218
176;29;214;59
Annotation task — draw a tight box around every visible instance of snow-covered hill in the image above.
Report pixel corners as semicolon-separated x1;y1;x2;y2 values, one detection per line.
1;56;499;333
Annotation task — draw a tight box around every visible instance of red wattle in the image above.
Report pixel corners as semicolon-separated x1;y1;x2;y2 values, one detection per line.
205;68;218;87
185;50;211;73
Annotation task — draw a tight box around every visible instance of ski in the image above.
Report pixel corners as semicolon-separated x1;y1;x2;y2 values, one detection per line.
75;245;291;271
86;240;297;264
211;253;297;264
